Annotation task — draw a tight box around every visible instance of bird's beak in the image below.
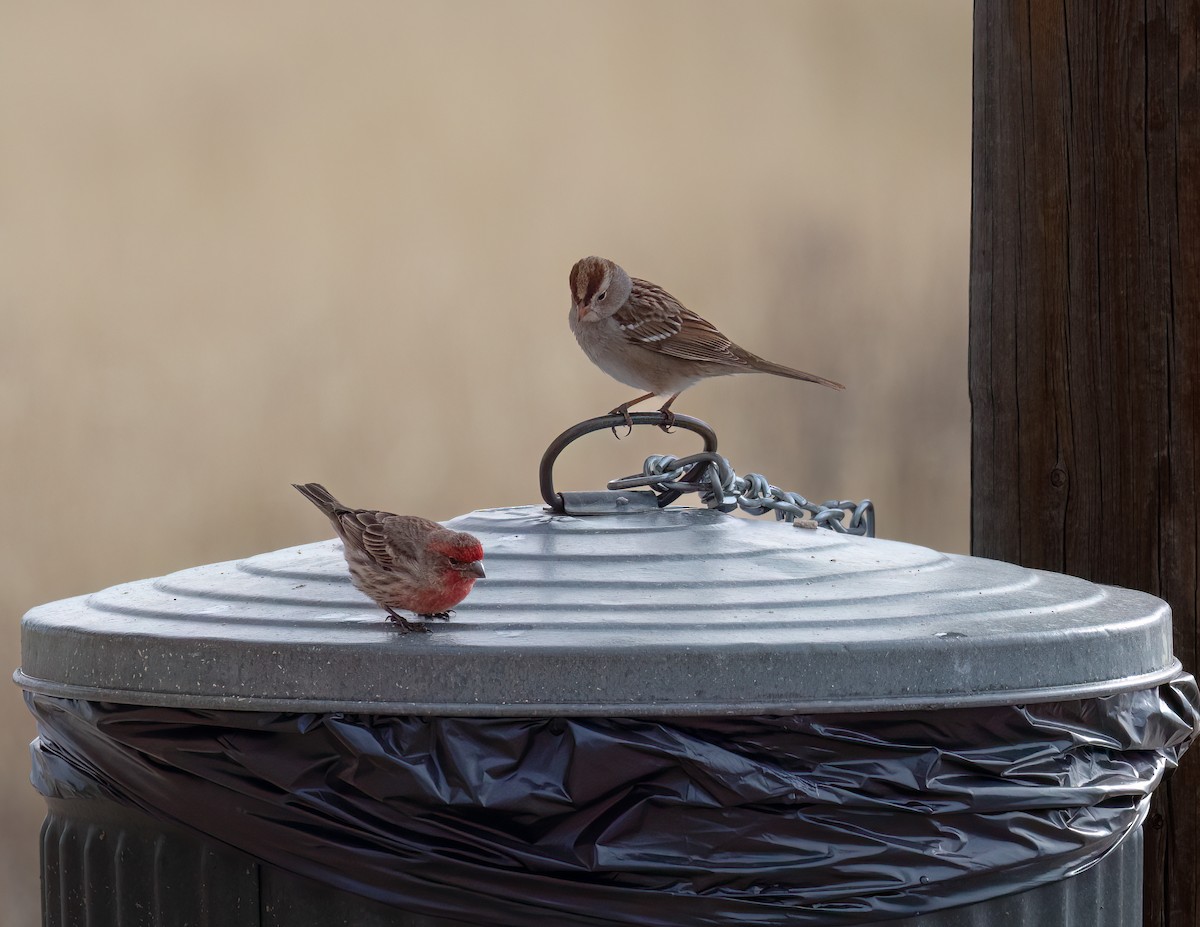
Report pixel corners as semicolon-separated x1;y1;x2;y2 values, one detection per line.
576;304;593;322
467;561;486;579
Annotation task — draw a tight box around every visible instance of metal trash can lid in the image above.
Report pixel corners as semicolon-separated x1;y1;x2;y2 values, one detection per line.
15;505;1178;715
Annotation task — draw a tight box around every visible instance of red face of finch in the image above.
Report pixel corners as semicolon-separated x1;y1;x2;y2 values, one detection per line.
568;255;844;429
293;483;485;633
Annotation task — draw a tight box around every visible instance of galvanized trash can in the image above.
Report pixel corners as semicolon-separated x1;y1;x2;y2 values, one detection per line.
17;503;1198;926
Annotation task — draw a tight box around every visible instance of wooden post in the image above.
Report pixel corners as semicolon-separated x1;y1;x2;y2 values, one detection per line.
971;2;1199;923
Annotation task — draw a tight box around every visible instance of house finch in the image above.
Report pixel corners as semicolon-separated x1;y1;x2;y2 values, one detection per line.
568;256;844;429
292;483;485;633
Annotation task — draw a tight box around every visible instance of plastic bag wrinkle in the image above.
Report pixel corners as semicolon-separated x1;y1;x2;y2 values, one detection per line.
25;675;1198;927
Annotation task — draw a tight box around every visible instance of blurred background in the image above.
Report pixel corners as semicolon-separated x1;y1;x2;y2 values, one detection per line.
0;2;970;924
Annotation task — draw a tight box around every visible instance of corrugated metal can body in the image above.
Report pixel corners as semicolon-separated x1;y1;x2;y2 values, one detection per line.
39;799;1142;927
18;505;1186;926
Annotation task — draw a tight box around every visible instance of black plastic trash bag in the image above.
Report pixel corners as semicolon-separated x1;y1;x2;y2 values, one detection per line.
26;677;1199;927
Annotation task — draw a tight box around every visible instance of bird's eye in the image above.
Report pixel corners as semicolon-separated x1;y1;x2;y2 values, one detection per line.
596;291;607;302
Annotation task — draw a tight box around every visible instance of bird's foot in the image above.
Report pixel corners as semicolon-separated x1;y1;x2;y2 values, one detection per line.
385;609;431;633
656;408;677;433
420;610;455;621
608;405;634;439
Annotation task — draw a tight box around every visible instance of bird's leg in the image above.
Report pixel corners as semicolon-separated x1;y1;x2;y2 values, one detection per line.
656;393;682;432
385;607;430;633
609;392;656;438
421;611;455;621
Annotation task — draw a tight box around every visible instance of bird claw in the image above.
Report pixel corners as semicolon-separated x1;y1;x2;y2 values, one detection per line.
608;406;634;439
421;610;454;621
657;409;677;433
385;609;431;633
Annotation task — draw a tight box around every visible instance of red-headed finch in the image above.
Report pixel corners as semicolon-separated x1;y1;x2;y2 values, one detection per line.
293;483;484;633
568;256;844;428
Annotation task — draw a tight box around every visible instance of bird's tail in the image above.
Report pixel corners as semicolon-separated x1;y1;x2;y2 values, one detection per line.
744;354;845;390
292;482;349;518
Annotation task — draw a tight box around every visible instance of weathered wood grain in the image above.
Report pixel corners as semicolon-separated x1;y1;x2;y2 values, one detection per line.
971;2;1200;923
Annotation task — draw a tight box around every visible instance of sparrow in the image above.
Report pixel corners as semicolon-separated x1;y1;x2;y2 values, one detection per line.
292;483;484;632
568;256;844;430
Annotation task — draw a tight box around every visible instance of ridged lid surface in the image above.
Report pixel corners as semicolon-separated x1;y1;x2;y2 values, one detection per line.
16;505;1178;715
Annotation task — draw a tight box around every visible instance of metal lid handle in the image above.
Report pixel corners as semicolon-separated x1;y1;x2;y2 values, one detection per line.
539;414;719;513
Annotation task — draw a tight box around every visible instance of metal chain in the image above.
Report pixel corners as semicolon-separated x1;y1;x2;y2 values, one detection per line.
608;452;875;537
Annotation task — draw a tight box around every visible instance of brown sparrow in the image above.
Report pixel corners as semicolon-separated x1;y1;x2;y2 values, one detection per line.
568;256;844;429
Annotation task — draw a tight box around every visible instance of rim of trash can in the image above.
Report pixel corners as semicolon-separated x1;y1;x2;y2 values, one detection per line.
15;505;1182;715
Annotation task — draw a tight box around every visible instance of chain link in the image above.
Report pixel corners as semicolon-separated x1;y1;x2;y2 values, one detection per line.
608;452;875;537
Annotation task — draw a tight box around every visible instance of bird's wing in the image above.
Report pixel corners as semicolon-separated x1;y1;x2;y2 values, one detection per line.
335;510;397;569
619;279;748;367
360;521;398;568
380;514;442;565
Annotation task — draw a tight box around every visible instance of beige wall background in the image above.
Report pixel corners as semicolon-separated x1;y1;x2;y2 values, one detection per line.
0;3;971;924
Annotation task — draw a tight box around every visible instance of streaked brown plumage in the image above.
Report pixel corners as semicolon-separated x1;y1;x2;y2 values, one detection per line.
568;256;844;428
292;483;484;633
